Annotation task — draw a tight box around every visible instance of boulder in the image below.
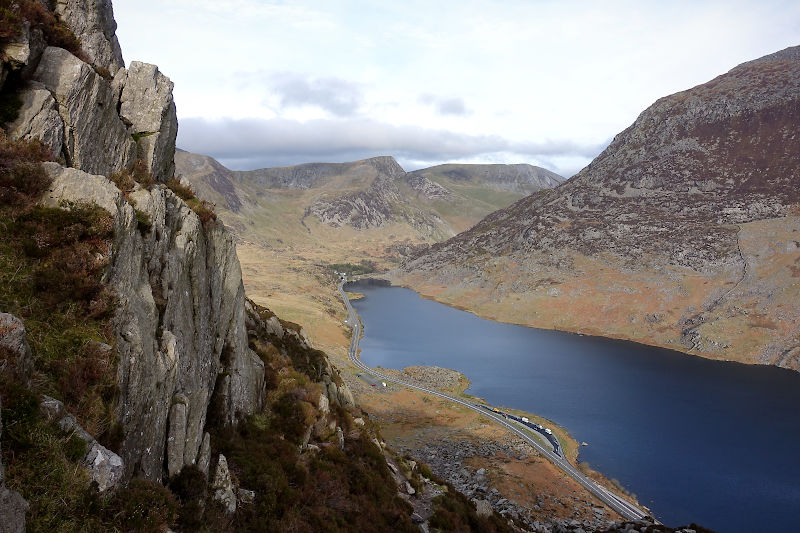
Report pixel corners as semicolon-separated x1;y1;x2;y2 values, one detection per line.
237;488;255;505
0;313;33;387
336;380;356;408
83;441;124;492
117;62;178;182
31;47;136;176
39;396;123;492
1;396;30;533
472;498;493;518
41;162;123;215
54;0;125;75
211;455;236;514
8;83;64;157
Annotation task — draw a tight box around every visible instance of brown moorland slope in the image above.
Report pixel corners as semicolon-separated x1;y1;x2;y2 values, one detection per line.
395;45;800;369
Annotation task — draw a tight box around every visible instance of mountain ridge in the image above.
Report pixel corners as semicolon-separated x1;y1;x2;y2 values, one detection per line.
395;45;800;369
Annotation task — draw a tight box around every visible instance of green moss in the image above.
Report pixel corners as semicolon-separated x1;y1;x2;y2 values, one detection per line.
131;131;156;142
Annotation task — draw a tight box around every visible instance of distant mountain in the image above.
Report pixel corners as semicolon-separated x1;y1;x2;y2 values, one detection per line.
177;152;564;240
395;46;800;370
176;152;564;354
407;163;563;194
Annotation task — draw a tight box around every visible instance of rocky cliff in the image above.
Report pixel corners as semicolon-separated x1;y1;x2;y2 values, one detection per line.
0;3;540;532
396;46;800;369
0;0;262;484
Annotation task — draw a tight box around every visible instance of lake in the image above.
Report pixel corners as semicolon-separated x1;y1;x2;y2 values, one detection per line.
346;281;800;533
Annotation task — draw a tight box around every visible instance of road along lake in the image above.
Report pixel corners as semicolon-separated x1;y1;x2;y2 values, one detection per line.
346;281;800;533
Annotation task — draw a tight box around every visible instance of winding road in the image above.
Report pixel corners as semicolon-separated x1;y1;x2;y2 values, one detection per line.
338;280;650;521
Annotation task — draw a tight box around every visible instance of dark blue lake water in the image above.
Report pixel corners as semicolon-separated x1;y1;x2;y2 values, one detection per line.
346;281;800;533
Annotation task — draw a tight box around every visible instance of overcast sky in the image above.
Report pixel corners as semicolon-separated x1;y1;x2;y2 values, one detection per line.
114;1;799;176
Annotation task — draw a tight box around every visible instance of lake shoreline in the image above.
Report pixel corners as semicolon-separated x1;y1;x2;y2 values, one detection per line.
378;274;799;373
346;278;800;533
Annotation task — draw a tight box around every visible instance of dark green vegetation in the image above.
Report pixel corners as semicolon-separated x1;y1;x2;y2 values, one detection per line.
0;132;124;530
0;0;84;58
327;260;378;276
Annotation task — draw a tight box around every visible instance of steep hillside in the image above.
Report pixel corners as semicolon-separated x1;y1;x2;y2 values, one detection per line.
395;46;800;370
0;2;552;531
177;151;563;356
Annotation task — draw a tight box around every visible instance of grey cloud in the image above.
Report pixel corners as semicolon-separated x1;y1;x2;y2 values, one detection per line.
419;93;470;116
270;73;362;116
176;116;604;175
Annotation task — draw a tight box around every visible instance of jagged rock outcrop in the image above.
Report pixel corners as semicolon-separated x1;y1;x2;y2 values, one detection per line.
404;173;452;199
40;396;124;492
27;46;136;174
396;45;800;369
211;454;236;514
243;299;355;410
308;173;404;229
116;62;178;181
54;0;125;75
40;161;265;481
7;82;64;155
4;9;177;182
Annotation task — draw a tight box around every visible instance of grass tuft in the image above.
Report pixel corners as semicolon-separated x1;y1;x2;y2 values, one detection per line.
166;177;217;227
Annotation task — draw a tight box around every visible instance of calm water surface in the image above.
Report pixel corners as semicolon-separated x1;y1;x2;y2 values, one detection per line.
347;281;800;533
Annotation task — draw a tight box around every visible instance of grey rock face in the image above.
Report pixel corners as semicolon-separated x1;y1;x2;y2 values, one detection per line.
167;397;188;478
32;47;136;175
1;21;46;80
196;432;211;477
0;313;33;387
117;62;178;182
8;83;64;157
41;163;265;482
54;0;125;74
